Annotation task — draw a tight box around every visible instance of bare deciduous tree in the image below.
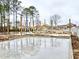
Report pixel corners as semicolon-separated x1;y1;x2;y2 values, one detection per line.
52;14;61;26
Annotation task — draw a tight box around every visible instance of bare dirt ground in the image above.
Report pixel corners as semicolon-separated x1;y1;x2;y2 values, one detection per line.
71;35;79;59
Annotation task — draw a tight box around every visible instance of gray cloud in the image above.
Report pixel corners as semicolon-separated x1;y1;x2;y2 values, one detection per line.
19;0;79;25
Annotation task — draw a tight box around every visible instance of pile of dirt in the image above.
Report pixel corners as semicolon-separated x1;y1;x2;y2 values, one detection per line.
71;35;79;49
71;35;79;59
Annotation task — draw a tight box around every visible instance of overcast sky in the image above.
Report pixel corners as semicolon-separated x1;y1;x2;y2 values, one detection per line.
18;0;79;25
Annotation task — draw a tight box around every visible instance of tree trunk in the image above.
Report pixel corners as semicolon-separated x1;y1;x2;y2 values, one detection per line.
7;14;10;34
1;13;3;31
16;11;17;30
29;17;31;31
20;15;22;36
26;15;28;32
0;14;1;31
3;11;5;32
32;16;34;32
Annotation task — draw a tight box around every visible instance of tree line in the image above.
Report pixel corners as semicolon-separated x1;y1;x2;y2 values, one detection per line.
0;0;40;32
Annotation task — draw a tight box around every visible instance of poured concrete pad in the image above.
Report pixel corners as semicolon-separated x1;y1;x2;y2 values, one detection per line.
0;36;73;59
